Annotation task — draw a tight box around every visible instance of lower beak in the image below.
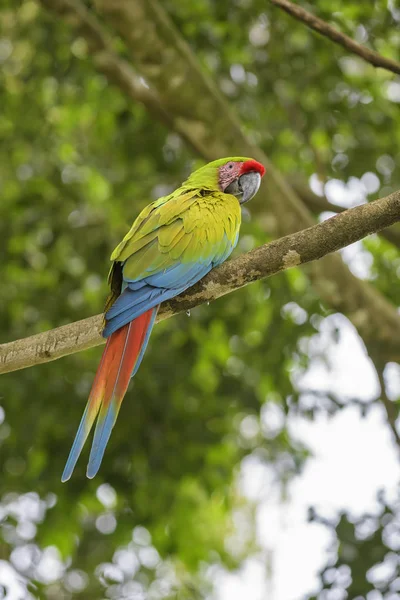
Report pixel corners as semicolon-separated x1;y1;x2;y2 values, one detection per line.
238;171;261;204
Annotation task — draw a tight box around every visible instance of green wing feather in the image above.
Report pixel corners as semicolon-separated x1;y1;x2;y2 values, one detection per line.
109;187;241;285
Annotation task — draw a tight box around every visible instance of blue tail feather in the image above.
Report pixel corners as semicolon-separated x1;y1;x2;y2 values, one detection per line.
87;308;157;479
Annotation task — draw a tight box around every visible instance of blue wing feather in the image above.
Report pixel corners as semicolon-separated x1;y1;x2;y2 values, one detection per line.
104;261;213;337
105;231;236;338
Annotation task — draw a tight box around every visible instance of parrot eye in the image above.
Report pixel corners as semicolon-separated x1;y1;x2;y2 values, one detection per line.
228;163;234;169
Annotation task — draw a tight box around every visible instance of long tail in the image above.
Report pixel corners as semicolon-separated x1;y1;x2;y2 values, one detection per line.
61;307;157;482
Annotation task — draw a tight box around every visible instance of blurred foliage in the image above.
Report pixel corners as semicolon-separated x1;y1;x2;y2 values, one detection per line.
0;0;399;598
308;489;400;600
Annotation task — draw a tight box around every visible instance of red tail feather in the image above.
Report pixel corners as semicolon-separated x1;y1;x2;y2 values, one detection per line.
62;308;156;482
103;310;154;406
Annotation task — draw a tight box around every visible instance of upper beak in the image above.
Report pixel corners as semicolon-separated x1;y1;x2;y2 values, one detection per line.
238;171;261;204
226;171;262;204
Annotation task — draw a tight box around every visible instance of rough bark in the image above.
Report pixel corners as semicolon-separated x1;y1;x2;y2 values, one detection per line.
289;176;400;250
1;192;400;375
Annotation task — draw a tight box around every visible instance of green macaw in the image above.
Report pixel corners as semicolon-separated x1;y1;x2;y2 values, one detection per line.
62;157;265;481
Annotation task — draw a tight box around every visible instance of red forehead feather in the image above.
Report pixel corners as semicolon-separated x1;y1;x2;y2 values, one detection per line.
240;159;265;177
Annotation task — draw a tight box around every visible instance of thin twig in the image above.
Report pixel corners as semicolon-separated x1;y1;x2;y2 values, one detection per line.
375;363;400;451
1;190;400;375
270;0;400;76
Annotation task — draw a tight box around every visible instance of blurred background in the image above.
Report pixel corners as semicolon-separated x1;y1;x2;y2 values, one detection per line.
1;0;400;598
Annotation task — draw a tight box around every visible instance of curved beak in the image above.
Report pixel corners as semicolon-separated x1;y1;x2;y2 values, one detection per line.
239;171;262;204
225;171;262;204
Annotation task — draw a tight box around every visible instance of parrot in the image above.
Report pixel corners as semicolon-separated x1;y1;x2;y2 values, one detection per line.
61;156;265;482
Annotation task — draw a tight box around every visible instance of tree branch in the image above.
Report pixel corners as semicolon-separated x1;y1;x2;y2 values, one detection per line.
1;191;399;375
289;176;400;250
269;0;400;76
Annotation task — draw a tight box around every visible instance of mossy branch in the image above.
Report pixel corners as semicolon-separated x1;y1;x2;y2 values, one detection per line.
1;190;399;375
